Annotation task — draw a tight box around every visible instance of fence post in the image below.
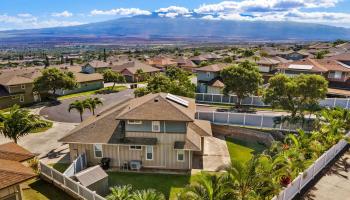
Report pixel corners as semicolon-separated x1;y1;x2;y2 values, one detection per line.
260;114;264;128
333;98;336;107
211;94;214;102
212;111;215;122
243;113;246;126
346;99;350;109
80;156;84;170
250;96;254;105
298;172;303;194
221;95;223;104
202;93;204;102
227;113;229;124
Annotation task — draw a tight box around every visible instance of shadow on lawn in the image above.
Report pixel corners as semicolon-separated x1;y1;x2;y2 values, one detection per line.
24;178;74;200
107;172;192;199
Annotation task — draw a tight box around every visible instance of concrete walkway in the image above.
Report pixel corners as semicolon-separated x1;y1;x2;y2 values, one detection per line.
302;149;350;200
202;135;231;171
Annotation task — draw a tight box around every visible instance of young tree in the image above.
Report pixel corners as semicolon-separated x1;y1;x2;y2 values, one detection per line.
84;97;103;115
264;74;328;118
221;61;263;108
103;69;125;90
0;105;48;143
68;100;87;122
135;69;145;83
34;68;77;96
44;55;50;68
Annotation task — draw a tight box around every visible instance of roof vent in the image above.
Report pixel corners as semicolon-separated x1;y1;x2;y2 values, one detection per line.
154;98;159;102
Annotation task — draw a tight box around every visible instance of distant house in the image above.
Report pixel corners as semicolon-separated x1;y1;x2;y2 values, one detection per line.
111;61;160;82
277;58;327;77
146;56;177;71
55;72;104;96
0;142;36;200
0;72;41;109
196;63;227;94
278;50;310;61
174;57;198;72
82;61;111;74
190;55;208;65
60;93;212;171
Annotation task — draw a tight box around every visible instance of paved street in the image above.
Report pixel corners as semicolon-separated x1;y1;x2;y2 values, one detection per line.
301;149;350;200
40;89;134;123
0;121;77;158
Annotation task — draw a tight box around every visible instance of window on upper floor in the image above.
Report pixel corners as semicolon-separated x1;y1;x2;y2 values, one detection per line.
93;144;103;158
128;120;142;125
152;121;160;132
129;145;142;150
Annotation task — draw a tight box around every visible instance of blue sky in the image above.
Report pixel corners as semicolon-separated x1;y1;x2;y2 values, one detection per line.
0;0;350;30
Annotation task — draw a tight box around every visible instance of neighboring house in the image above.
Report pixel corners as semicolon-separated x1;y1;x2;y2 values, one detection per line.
111;61;160;82
174;57;198;72
82;61;111;74
146;56;177;71
308;43;332;50
55;72;104;96
0;142;36;200
59;93;212;171
190;55;208;65
0;73;41;109
196;63;227;94
277;58;327;77
278;50;310;61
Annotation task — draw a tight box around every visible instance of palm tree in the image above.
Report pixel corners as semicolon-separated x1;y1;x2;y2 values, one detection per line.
84;97;103;115
132;189;166;200
0;105;47;143
178;172;233;200
68;100;86;122
106;185;134;200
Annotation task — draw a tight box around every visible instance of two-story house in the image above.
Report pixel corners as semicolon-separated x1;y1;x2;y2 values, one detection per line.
59;93;212;170
196;63;227;94
0;73;41;109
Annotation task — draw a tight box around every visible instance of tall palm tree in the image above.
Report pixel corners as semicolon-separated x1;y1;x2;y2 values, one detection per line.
178;172;233;200
68;100;86;122
132;189;165;200
106;185;134;200
84;97;103;115
0;105;47;143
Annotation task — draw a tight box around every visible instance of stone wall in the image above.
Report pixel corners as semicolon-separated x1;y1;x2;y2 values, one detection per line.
212;124;274;146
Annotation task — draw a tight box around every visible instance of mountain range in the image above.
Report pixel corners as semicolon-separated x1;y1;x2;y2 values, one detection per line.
1;14;350;45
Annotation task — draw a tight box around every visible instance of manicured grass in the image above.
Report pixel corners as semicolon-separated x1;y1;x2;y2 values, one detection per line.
48;163;70;173
107;172;201;200
57;86;127;100
226;137;267;164
22;178;74;200
30;121;53;134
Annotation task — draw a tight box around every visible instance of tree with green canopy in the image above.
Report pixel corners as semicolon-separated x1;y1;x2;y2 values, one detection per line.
84;97;103;115
34;68;77;96
103;69;125;90
221;61;263;108
68;100;87;122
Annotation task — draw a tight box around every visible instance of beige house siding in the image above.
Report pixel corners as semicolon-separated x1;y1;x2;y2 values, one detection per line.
0;83;39;109
69;142;191;170
0;184;22;200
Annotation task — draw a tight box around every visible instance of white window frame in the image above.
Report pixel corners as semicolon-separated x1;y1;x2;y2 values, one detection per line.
145;146;153;160
152;121;161;132
19;95;24;102
129;145;142;150
21;84;25;89
93;144;103;158
128;120;143;125
177;150;185;162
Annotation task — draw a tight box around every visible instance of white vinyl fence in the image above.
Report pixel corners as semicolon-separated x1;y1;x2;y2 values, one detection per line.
196;111;313;131
271;132;350;200
196;93;350;109
63;154;87;177
40;162;106;200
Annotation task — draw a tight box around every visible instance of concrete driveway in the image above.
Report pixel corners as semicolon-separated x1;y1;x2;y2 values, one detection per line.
40;89;134;123
202;135;231;171
0;121;77;158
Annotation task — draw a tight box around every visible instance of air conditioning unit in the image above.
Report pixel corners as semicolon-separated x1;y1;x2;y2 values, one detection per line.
129;160;142;170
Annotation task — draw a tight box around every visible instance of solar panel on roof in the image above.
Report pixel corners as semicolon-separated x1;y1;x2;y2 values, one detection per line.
166;93;189;107
288;64;313;70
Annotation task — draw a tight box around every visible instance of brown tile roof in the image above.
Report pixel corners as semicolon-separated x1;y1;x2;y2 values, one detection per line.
329;53;350;62
0;74;34;86
0;142;35;162
112;61;160;74
196;63;228;72
0;159;36;189
74;72;103;83
190;55;208;61
174;126;201;151
189;120;212;137
116;93;195;122
86;60;110;68
146;56;177;66
315;59;350;72
278;58;328;72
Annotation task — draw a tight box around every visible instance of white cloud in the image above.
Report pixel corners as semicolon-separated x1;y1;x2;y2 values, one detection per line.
17;13;33;18
51;11;73;17
90;8;151;16
156;6;192;18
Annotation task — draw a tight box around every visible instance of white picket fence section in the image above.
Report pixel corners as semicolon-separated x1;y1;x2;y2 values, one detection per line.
271;132;350;200
196;111;312;131
40;162;105;200
63;153;87;177
196;93;350;109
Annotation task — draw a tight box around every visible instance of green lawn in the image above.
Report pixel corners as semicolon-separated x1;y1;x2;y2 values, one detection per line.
58;86;127;100
30;121;53;134
107;172;201;200
226;137;267;164
22;178;74;200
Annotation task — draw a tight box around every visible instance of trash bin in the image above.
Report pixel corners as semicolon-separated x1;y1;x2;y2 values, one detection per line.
100;157;111;170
